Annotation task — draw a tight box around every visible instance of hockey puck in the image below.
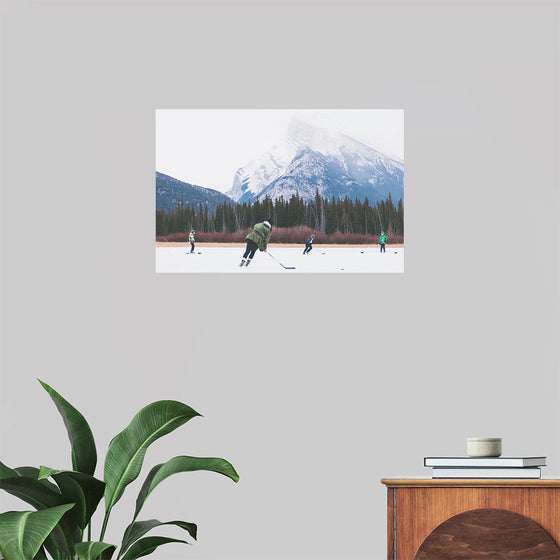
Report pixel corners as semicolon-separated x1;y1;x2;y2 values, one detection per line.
360;251;364;254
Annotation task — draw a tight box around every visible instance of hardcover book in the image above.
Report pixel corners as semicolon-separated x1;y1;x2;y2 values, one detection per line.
431;467;542;479
424;457;546;468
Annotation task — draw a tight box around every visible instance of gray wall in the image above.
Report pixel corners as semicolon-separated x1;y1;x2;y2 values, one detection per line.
1;2;558;559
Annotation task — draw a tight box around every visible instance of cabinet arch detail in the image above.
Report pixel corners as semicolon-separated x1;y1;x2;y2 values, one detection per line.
413;508;560;559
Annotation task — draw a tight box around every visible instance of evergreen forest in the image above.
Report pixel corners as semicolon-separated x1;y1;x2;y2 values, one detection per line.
156;191;404;240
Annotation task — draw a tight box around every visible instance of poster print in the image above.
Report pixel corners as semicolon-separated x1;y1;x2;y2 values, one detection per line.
156;109;404;273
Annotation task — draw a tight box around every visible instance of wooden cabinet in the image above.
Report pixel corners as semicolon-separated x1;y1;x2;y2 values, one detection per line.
381;479;560;560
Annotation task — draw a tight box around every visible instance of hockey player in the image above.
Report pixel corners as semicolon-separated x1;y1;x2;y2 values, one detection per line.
379;231;387;253
188;230;195;253
239;218;272;267
303;234;315;254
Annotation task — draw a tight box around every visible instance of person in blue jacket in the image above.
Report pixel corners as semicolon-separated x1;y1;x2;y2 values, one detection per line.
303;234;315;254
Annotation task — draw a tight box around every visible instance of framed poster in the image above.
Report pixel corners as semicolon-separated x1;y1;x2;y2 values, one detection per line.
156;109;404;273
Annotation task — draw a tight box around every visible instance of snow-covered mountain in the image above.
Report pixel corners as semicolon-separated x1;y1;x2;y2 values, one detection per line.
226;116;404;204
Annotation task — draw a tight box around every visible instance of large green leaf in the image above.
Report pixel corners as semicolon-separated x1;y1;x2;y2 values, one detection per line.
13;465;81;555
42;523;80;560
133;456;239;520
103;401;200;515
13;468;59;495
74;542;116;560
32;547;48;560
0;468;79;557
120;537;188;560
119;520;196;558
38;467;105;530
0;462;19;479
0;476;64;513
0;504;73;560
39;380;97;476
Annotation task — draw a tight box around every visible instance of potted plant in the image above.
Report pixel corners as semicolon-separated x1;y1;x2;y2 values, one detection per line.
0;380;239;560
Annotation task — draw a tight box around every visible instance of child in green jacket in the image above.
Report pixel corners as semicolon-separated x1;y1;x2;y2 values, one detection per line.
240;219;272;267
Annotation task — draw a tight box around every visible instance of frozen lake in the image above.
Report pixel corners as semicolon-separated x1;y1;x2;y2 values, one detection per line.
156;245;404;273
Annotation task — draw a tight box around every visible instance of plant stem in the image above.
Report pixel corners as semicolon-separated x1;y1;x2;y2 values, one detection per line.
100;511;110;542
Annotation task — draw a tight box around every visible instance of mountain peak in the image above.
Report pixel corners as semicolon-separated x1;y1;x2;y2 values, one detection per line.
285;115;346;156
226;117;404;205
285;114;321;143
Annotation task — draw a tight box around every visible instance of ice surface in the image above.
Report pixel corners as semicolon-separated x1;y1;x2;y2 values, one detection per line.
156;246;404;273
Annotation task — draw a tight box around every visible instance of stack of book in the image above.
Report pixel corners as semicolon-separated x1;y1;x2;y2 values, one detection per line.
424;456;547;478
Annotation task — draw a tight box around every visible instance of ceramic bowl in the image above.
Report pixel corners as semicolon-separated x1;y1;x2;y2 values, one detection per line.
467;437;502;457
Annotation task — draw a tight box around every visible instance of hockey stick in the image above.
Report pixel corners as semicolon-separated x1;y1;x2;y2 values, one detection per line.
267;251;295;270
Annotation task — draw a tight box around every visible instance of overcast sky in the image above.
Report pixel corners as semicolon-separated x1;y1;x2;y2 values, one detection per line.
156;109;404;193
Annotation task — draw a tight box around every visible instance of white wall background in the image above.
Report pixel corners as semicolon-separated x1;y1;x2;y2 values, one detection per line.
1;2;559;560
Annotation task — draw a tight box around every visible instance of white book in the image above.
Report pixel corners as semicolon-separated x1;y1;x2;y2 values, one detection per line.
424;456;546;468
431;467;541;479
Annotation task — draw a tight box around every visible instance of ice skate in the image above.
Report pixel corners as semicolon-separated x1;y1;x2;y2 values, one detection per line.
239;259;246;267
245;259;251;267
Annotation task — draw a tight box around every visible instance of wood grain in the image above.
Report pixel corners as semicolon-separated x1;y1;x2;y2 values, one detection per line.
382;479;560;488
387;488;394;560
385;482;560;559
413;508;560;559
395;487;489;559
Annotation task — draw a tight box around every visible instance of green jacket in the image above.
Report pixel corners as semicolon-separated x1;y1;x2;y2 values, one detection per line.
246;222;272;251
189;232;195;243
379;234;387;244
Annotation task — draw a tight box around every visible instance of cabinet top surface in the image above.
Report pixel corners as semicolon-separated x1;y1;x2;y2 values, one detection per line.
381;478;560;488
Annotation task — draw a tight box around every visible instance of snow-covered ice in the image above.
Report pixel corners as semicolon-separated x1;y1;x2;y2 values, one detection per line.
156;246;404;273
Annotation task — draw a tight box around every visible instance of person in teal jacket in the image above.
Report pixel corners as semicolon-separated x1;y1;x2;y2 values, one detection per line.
240;219;272;267
379;231;387;253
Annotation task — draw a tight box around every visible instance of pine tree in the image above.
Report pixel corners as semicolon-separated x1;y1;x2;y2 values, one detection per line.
157;192;403;238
